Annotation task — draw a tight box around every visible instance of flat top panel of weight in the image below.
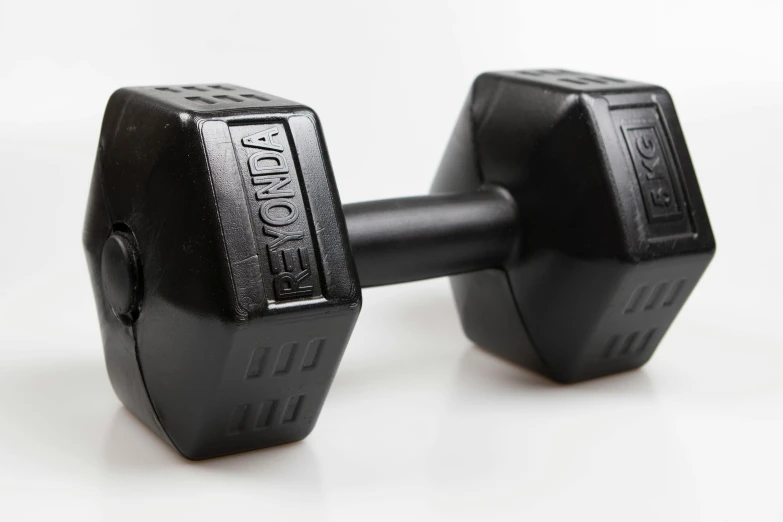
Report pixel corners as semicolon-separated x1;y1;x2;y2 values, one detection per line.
128;84;302;112
497;69;655;93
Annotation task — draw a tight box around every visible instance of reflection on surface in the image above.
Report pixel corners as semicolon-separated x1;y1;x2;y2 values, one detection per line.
0;354;322;490
1;280;766;521
424;346;692;519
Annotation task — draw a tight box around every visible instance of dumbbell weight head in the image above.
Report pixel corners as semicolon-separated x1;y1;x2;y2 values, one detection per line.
84;85;362;459
433;70;715;383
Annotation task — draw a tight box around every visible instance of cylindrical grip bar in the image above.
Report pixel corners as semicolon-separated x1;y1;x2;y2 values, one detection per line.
344;188;519;287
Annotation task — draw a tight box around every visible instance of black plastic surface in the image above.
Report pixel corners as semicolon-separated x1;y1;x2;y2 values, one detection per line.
101;231;141;324
84;84;361;460
344;188;519;287
431;69;715;382
84;71;716;460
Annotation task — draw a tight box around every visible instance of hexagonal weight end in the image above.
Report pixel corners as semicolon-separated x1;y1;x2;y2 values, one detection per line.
84;85;361;459
434;70;716;382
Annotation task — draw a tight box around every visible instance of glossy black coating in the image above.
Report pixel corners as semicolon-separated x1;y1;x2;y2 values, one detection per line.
84;84;361;460
84;70;716;460
344;188;519;287
100;231;141;324
432;69;715;382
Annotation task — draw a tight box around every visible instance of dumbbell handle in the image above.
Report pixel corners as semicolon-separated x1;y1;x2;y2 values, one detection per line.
344;188;520;287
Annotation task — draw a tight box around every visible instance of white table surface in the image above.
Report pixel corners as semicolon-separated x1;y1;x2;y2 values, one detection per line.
1;0;782;520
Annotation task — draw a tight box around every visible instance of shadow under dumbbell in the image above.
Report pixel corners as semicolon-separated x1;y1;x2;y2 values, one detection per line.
339;279;658;396
421;348;684;518
333;281;465;391
0;356;117;464
101;405;322;476
0;352;322;486
456;345;658;395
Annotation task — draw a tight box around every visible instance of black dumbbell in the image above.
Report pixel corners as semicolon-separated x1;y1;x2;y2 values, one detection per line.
84;70;715;460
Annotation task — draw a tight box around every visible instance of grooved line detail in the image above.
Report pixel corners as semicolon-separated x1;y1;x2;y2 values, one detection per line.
560;77;589;85
663;279;687;307
227;394;306;435
624;279;688;314
241;93;270;102
274;342;298;375
245;338;326;380
603;328;658;360
282;395;304;423
185;96;216;105
624;285;650;314
255;400;276;429
603;335;620;359
637;329;658;354
301;338;325;371
644;282;670;310
620;331;640;355
245;347;268;379
514;70;626;84
156;85;273;105
227;404;250;435
214;94;244;103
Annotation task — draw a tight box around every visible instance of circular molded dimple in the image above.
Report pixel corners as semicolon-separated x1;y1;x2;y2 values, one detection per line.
101;232;141;324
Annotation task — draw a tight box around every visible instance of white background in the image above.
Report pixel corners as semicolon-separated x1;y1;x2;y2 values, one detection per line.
1;1;782;520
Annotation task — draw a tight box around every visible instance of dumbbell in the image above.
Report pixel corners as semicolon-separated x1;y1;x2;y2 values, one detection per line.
84;69;715;460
